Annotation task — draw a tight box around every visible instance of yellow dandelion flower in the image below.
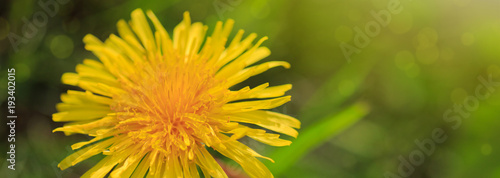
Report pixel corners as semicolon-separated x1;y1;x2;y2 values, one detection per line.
52;9;300;178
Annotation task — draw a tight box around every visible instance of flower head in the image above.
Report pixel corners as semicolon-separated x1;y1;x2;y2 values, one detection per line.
53;9;299;178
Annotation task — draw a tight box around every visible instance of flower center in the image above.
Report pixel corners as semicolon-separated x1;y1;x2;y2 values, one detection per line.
111;58;227;155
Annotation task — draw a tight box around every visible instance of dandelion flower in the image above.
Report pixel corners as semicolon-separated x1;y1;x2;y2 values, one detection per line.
52;9;300;178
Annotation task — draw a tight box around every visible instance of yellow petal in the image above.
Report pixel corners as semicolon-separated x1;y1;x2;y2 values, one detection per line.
96;45;137;78
225;61;290;87
188;161;200;178
184;22;207;57
226;110;300;137
61;72;123;97
245;47;271;67
61;73;78;86
70;128;122;150
79;156;112;178
53;116;116;135
215;32;258;69
222;96;291;113
130;153;151;177
130;9;156;53
82;59;105;69
82;143;141;178
107;34;144;63
245;129;292;146
147;150;161;176
213;134;273;178
165;156;183;178
225;125;292;146
75;62;116;82
116;19;145;53
215;36;267;78
194;146;227;178
146;10;173;56
149;152;165;178
56;103;110;112
52;110;111;122
173;11;192;54
58;136;120;170
61;90;112;106
110;149;148;178
230;83;292;101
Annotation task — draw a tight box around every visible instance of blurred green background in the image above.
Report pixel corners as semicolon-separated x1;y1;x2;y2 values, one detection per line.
1;0;500;177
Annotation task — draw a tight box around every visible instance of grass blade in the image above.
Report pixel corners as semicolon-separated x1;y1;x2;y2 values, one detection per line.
268;102;370;176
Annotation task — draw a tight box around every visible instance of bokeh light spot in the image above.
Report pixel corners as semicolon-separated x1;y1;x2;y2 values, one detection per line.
50;35;74;59
395;50;415;70
14;63;31;83
416;27;438;49
416;46;439;65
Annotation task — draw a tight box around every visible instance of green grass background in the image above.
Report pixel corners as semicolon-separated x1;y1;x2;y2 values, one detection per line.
1;0;499;177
